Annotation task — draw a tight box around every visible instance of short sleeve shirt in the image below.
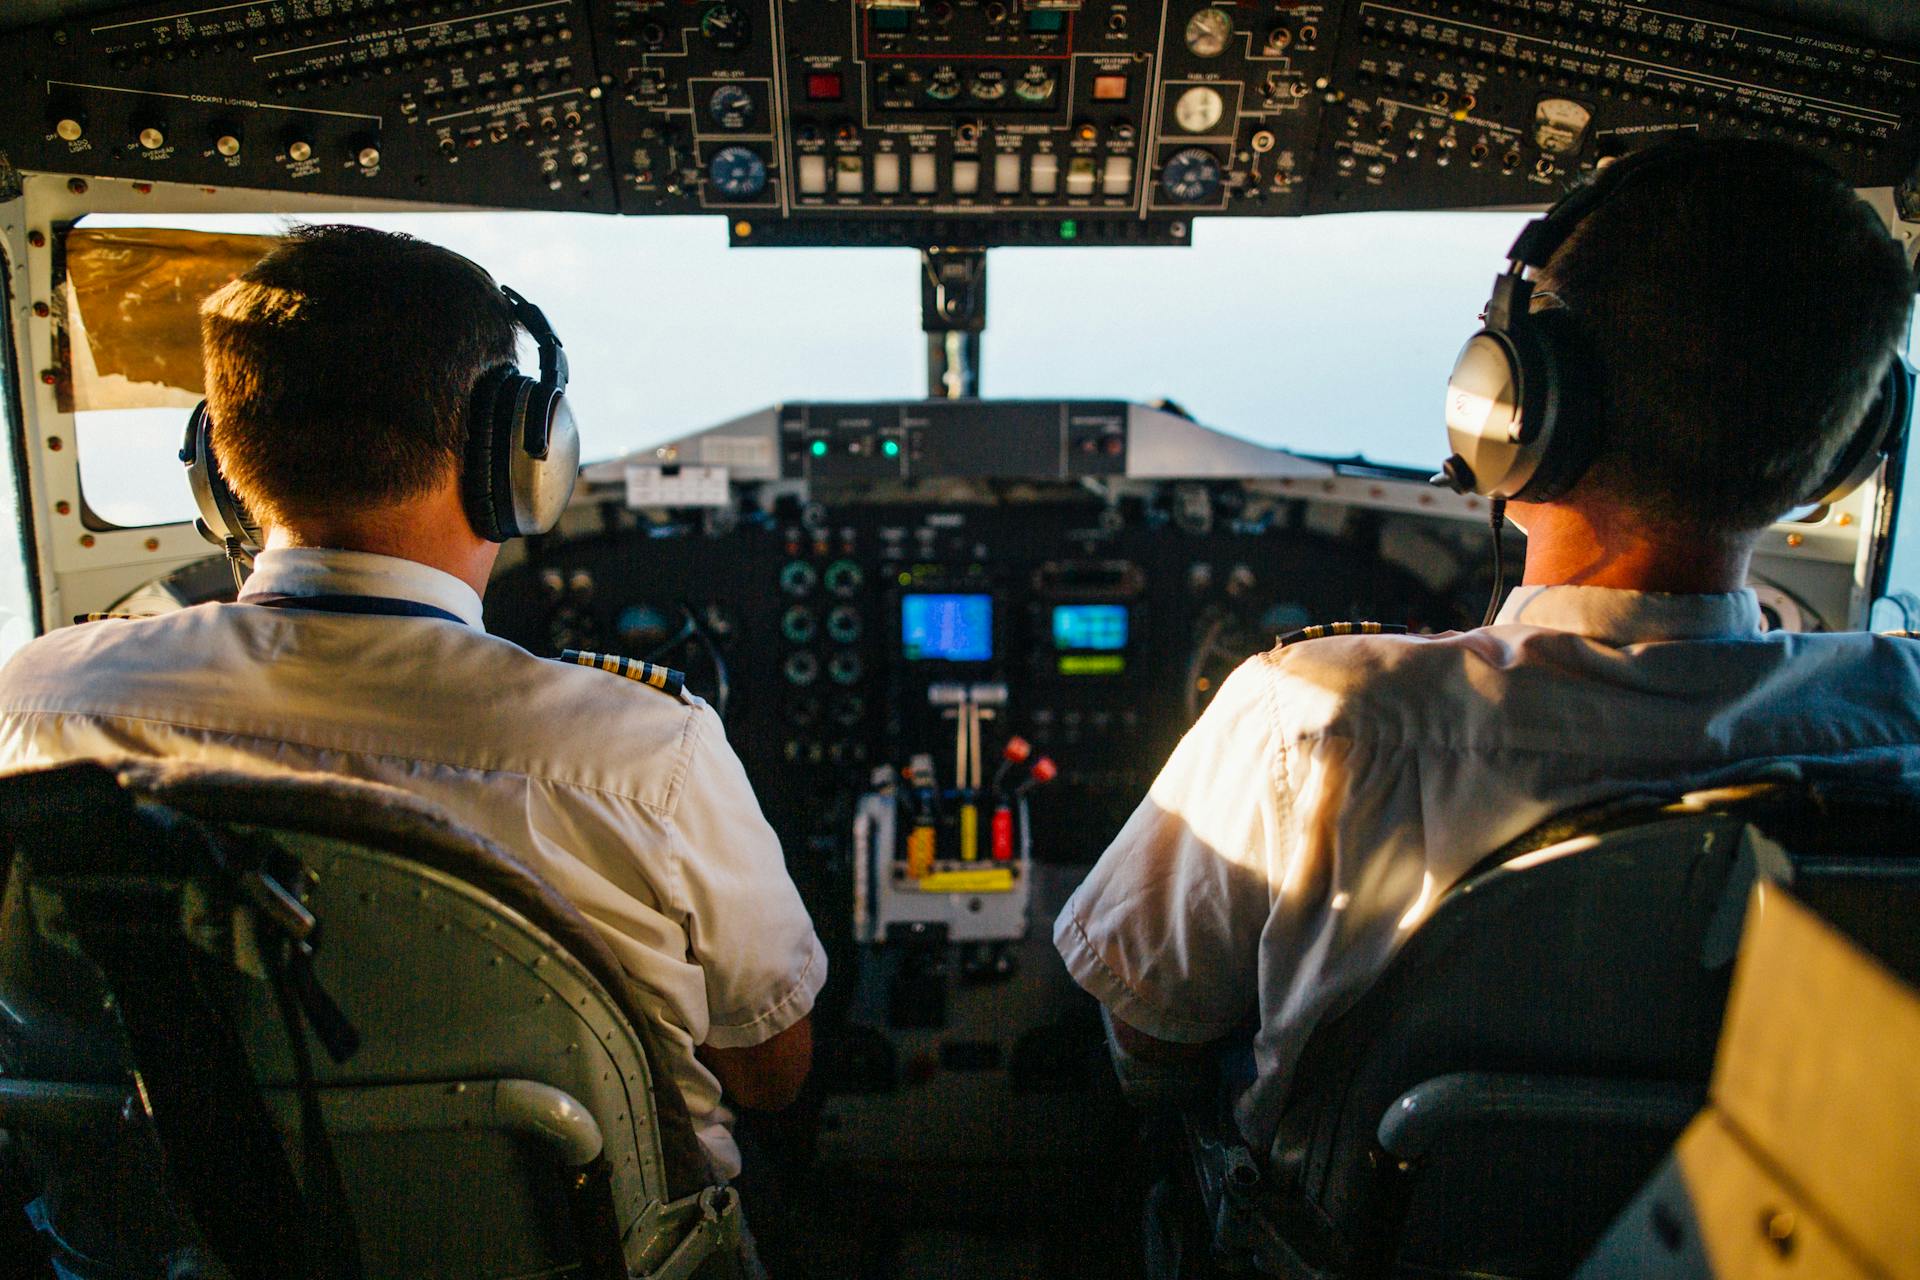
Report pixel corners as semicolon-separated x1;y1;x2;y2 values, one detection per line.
1055;584;1920;1155
0;547;828;1180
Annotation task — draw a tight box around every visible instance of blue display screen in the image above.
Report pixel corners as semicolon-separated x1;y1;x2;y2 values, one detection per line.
902;594;994;661
1052;604;1129;652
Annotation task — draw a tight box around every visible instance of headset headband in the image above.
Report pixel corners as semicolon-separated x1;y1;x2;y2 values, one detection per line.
502;285;568;390
1506;143;1700;272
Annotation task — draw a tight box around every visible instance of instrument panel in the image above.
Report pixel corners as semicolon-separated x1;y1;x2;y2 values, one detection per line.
1;0;1915;244
482;418;1488;893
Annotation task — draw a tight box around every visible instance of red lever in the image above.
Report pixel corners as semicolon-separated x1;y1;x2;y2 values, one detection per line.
991;806;1015;861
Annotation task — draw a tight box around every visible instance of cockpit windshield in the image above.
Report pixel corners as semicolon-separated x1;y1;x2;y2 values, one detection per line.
69;208;1537;527
56;208;1920;613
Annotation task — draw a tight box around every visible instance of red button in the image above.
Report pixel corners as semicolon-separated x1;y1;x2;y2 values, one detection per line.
807;72;844;101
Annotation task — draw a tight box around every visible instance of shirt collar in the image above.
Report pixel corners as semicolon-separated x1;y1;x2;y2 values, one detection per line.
238;547;486;630
1493;583;1764;644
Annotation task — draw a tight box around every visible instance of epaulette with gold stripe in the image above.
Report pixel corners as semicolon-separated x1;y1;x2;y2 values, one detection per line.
1277;621;1410;648
73;612;142;624
560;648;687;698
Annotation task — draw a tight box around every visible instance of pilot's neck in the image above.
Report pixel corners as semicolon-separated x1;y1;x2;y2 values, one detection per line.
1512;499;1756;596
262;477;500;600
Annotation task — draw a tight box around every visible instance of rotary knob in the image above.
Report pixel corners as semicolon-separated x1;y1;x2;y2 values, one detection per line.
135;120;168;150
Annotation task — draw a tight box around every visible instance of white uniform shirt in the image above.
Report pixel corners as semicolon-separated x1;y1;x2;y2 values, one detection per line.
1055;584;1920;1155
0;547;827;1179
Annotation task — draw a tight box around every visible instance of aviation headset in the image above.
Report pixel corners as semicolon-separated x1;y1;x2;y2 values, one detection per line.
182;279;581;559
1440;143;1916;509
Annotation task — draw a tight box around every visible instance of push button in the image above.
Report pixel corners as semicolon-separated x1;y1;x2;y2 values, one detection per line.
1029;153;1059;194
994;153;1021;193
910;152;938;192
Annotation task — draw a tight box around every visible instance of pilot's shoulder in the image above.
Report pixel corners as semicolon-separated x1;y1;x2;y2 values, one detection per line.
1243;621;1469;733
0;609;191;683
552;648;693;704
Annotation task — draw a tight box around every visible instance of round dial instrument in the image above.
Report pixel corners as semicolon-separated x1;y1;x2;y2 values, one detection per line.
1160;148;1223;202
708;146;768;199
700;3;748;49
1173;85;1225;133
709;84;755;130
1184;7;1234;57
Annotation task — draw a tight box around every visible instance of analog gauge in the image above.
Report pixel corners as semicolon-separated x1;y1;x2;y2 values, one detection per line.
709;84;755;130
1533;97;1593;156
1160;147;1223;202
926;67;963;102
1016;66;1057;104
1174;85;1225;133
1184;7;1234;57
708;146;768;198
700;3;748;49
970;70;1008;102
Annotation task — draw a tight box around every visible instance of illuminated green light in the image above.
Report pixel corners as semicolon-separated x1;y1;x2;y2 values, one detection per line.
882;439;901;458
810;440;829;457
1060;219;1078;240
898;571;913;587
1059;654;1125;676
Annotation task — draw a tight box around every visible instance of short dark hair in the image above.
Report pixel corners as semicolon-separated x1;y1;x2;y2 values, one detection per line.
200;223;518;525
1537;138;1915;531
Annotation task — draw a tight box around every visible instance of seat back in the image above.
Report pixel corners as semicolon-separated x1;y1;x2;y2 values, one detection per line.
1267;780;1920;1280
0;759;731;1280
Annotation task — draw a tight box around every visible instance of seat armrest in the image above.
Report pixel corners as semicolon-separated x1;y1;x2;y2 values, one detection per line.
1376;1072;1703;1163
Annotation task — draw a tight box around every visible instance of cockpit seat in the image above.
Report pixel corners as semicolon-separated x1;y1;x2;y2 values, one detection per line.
1139;774;1920;1280
0;757;746;1280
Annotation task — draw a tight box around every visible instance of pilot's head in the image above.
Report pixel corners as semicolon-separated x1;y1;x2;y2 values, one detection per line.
1527;137;1915;534
198;223;519;535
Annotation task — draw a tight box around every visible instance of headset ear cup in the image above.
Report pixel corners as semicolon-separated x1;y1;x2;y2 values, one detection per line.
464;367;514;542
510;390;581;537
1513;308;1604;504
1801;355;1913;508
182;400;263;551
494;375;538;540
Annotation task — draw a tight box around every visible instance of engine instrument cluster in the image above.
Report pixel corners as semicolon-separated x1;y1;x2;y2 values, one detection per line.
2;0;1915;243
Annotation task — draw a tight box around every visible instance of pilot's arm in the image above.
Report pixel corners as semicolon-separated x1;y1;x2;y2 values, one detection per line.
671;701;829;1111
1053;659;1282;1055
700;1015;812;1111
1055;650;1433;1099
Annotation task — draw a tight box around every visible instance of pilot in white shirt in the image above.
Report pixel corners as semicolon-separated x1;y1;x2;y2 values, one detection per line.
0;547;823;1179
1057;583;1920;1153
1055;139;1920;1156
0;224;823;1181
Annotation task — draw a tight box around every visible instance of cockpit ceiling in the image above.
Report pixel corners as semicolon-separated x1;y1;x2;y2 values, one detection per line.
4;0;1919;43
4;0;1919;247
